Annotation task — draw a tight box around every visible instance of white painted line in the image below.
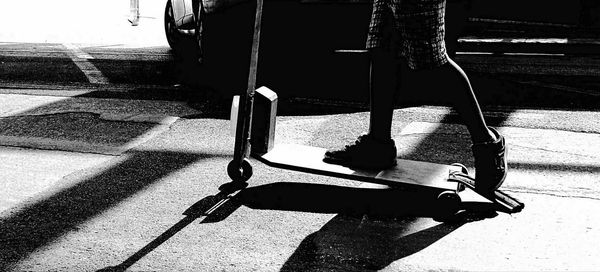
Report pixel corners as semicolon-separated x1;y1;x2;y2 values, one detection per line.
459;38;504;43
63;43;109;84
457;51;565;56
510;38;568;44
456;52;495;55
503;52;566;56
458;38;569;44
334;49;368;53
64;43;94;59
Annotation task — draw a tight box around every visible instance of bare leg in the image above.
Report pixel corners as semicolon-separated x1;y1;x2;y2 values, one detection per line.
323;48;399;170
368;48;398;142
430;56;495;143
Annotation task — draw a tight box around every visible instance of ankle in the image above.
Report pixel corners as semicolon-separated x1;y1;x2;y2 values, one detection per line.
367;133;392;143
486;128;498;142
472;128;496;144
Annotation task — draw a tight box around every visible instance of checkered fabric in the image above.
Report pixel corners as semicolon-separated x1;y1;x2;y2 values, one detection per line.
366;0;449;70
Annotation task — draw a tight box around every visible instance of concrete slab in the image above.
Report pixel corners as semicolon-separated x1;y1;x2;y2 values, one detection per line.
0;94;199;154
395;122;600;198
0;93;200;231
1;108;599;271
0;146;113;214
0;94;199;119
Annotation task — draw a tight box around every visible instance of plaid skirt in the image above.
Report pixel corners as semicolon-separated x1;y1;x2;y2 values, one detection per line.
366;0;449;70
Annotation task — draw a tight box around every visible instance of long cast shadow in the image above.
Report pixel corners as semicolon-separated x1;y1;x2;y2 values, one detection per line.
0;150;224;271
98;182;247;272
236;182;479;271
280;65;517;270
238;182;469;218
282;216;463;271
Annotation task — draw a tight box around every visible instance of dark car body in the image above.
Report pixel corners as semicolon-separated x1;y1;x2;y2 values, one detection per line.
166;0;600;100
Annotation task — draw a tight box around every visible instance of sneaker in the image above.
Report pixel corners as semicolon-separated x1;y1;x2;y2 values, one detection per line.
323;134;397;170
472;127;507;194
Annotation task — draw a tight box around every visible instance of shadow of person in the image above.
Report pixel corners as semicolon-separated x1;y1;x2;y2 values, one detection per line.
97;181;497;272
236;182;496;271
282;215;463;271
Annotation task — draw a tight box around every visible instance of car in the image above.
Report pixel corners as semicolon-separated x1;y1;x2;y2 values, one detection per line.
161;0;488;99
164;0;201;55
165;0;376;99
164;0;248;58
165;0;599;54
164;0;599;100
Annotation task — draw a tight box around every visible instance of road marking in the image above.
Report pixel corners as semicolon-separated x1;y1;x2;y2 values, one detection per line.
334;49;368;53
456;52;495;55
63;43;109;84
503;52;566;56
458;38;569;44
64;43;93;59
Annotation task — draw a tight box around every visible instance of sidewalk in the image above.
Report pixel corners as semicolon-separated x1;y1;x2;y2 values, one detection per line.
1;90;600;271
0;0;166;47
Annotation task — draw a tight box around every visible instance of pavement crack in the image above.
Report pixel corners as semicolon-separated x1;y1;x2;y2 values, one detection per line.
503;188;600;201
1;111;178;125
511;143;599;159
2;111;100;119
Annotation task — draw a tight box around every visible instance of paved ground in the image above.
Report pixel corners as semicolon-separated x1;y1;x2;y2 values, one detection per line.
1;90;600;271
1;0;600;271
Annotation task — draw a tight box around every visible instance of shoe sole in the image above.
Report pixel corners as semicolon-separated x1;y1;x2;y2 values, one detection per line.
322;156;397;170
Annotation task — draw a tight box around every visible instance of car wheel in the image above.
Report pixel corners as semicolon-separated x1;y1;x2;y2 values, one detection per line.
164;0;181;50
194;1;204;62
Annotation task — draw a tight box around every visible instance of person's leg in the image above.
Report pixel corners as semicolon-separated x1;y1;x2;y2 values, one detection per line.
368;48;398;142
322;0;398;170
322;48;398;170
429;55;507;193
394;0;492;143
429;57;495;143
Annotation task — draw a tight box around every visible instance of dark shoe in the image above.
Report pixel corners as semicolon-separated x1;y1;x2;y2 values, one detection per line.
323;134;397;170
472;127;507;194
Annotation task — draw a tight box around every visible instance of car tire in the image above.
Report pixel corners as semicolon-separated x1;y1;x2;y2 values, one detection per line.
164;0;182;50
193;0;204;63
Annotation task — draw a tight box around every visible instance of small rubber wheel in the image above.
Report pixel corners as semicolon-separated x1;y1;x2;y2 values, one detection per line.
435;191;461;220
227;158;253;183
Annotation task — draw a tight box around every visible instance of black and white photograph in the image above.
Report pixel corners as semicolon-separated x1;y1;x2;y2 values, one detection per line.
1;0;599;271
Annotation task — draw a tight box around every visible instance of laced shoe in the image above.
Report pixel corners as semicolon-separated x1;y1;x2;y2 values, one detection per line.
472;127;508;194
323;134;397;170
